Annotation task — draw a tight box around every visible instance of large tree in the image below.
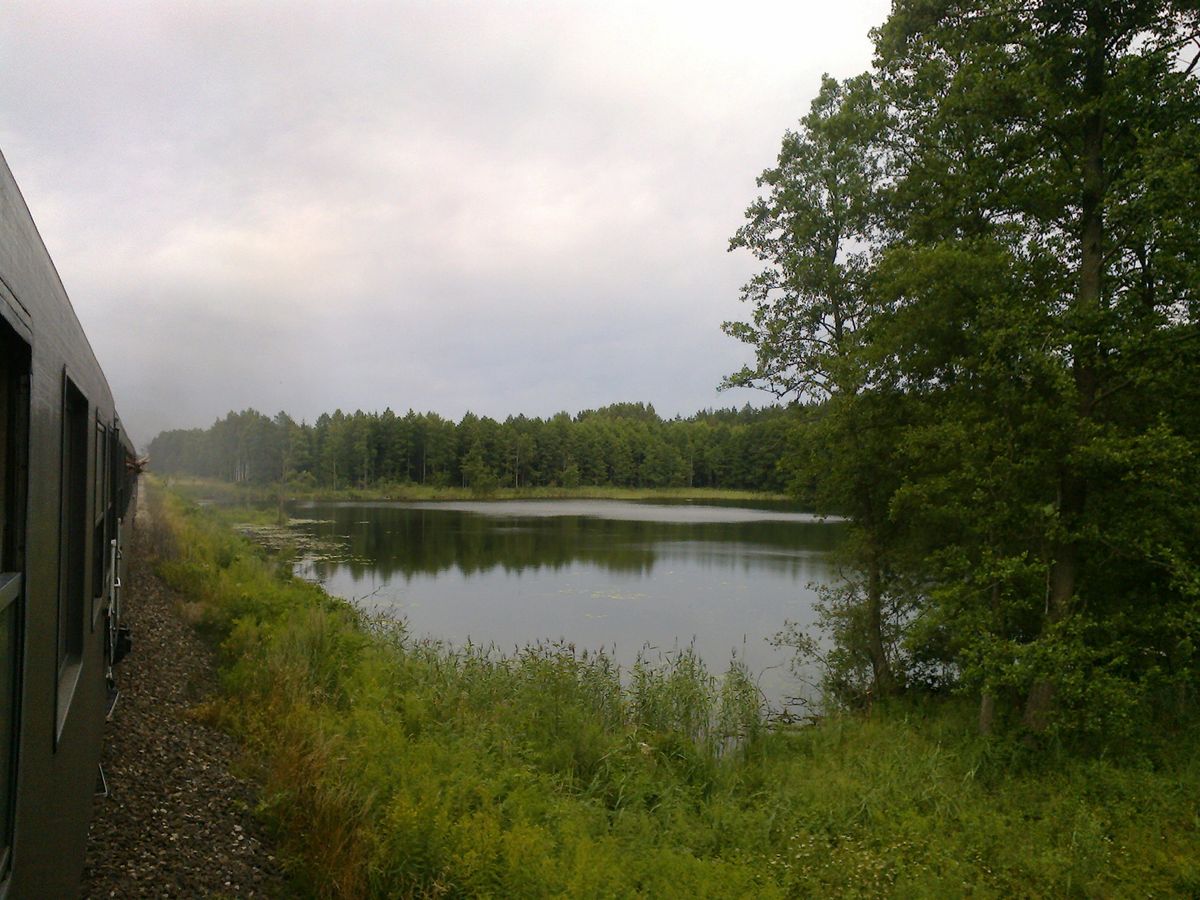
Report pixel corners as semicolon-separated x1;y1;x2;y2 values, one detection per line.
728;0;1200;733
726;74;913;697
872;0;1200;735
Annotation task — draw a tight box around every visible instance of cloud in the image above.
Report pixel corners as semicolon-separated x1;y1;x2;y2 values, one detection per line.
1;0;890;445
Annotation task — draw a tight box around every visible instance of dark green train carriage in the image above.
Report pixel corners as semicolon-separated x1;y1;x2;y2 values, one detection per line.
0;148;137;899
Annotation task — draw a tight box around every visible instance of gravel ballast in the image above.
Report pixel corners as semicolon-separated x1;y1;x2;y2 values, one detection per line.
81;497;286;898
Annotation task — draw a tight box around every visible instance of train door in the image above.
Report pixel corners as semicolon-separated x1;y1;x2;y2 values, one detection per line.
0;315;31;887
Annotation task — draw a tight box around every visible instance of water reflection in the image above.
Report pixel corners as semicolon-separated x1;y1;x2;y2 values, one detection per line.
288;500;844;709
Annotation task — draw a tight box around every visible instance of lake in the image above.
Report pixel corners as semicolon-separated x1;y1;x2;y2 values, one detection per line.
286;499;843;710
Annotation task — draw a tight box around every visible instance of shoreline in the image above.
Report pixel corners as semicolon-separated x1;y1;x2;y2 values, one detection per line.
165;477;797;506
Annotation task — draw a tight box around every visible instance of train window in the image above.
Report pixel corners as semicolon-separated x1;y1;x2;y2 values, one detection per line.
0;320;30;878
57;376;89;734
107;426;120;552
92;420;108;623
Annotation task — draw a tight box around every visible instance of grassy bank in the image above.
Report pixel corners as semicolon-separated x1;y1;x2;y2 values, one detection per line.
161;475;791;506
147;479;1200;897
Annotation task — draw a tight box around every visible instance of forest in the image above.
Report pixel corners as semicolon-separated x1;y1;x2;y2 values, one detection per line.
146;402;797;493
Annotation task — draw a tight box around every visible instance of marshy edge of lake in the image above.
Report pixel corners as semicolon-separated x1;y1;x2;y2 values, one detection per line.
135;476;1200;897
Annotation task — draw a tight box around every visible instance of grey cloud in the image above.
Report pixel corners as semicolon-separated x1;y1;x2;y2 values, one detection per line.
2;0;890;446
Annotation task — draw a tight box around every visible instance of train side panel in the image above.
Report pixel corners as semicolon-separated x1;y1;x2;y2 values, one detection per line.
1;149;130;899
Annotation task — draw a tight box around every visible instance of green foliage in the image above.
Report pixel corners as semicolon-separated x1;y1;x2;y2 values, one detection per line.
150;480;1200;897
870;0;1200;738
559;459;581;489
460;441;499;497
729;0;1200;738
147;402;799;495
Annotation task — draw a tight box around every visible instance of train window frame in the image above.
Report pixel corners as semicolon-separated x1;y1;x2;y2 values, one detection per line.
0;314;30;885
91;419;108;627
107;425;120;560
0;281;32;346
56;372;90;743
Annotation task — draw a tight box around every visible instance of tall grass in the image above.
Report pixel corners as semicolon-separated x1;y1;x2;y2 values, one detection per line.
148;480;1200;898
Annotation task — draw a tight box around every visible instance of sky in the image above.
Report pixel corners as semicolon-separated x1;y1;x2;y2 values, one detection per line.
2;0;891;446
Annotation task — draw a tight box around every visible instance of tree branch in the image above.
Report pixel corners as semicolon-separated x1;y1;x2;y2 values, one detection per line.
1183;44;1200;78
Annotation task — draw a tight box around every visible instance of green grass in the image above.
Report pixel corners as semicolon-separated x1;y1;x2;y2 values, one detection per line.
160;474;790;506
147;478;1200;898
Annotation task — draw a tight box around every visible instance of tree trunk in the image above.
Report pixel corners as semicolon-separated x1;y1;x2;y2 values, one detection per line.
979;692;996;735
979;581;1001;735
866;552;895;697
1022;1;1105;733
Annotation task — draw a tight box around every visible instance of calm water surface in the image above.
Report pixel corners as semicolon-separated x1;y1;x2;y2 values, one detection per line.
287;499;844;709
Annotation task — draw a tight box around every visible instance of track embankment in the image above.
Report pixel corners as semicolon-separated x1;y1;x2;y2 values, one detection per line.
81;497;285;899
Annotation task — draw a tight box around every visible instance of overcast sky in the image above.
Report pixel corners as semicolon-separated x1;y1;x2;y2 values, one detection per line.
2;0;890;446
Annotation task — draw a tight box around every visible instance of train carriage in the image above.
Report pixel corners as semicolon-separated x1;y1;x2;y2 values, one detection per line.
0;148;136;899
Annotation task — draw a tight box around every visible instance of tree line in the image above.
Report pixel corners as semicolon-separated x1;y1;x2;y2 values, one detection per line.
730;0;1200;743
147;402;798;493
